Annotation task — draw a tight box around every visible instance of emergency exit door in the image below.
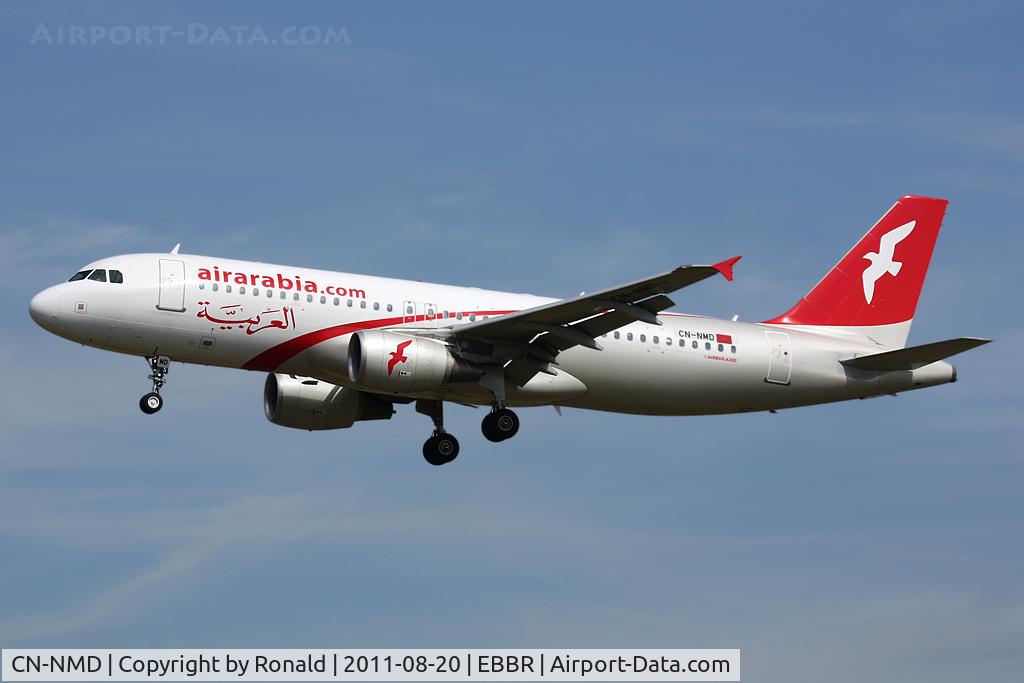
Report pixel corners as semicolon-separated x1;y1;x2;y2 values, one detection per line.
402;301;438;327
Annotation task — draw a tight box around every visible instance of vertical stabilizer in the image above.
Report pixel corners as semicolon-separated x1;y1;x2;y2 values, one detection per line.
763;196;948;347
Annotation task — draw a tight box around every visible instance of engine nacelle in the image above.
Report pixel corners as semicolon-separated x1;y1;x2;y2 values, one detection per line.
264;373;394;430
347;330;481;393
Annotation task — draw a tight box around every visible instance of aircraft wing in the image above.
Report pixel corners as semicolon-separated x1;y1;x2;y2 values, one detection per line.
443;257;740;383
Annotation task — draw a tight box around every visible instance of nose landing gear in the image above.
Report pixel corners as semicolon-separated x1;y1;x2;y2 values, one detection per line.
140;355;170;414
140;392;163;414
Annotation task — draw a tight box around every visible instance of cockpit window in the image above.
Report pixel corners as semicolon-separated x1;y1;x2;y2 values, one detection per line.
68;270;91;282
109;270;124;284
87;269;107;282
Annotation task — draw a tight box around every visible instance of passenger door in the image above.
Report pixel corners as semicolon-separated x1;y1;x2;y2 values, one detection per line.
156;259;186;312
765;331;792;384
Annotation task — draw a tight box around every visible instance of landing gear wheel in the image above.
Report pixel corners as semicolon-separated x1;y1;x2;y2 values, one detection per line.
423;432;459;466
482;408;520;442
140;392;163;414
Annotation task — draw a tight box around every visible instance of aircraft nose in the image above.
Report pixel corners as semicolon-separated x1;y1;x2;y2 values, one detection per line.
29;285;61;330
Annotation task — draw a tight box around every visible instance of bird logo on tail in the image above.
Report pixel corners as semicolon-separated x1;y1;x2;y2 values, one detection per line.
862;220;916;304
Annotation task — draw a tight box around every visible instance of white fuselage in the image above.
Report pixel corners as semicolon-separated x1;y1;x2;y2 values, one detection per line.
29;252;955;416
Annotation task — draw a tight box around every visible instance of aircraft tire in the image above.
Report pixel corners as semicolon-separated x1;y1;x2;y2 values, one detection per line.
140;392;163;414
423;433;459;465
482;408;519;442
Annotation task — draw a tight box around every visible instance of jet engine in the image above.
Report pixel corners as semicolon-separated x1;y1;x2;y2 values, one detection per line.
347;330;481;393
264;373;394;430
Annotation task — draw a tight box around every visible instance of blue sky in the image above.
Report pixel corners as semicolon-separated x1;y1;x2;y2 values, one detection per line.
1;2;1021;681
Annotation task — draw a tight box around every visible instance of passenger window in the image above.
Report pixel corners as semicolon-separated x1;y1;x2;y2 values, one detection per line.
731;345;737;353
718;343;724;352
653;336;659;344
705;342;711;350
456;312;463;320
692;341;698;349
306;294;313;303
347;299;353;307
666;338;672;346
627;333;633;341
406;305;413;314
253;288;259;296
226;285;232;293
333;297;340;306
293;292;299;301
88;269;107;282
373;302;380;310
280;291;286;299
239;286;246;294
387;304;393;312
640;334;646;343
614;331;620;339
198;282;205;290
68;270;91;282
109;270;124;284
360;301;367;309
469;313;477;321
267;290;273;297
320;295;326;304
212;283;219;291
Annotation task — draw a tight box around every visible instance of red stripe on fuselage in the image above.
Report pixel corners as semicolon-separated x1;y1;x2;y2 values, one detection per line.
242;310;518;372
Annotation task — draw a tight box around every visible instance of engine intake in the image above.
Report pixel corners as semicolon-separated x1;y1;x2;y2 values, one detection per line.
264;373;393;430
347;330;481;393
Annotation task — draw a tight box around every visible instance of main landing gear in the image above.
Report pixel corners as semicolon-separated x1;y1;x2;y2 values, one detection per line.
423;432;460;466
481;406;520;442
417;400;460;466
413;378;520;464
415;397;521;466
478;366;520;443
139;355;170;415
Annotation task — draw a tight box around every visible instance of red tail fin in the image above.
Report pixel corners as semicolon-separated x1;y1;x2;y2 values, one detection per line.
765;196;948;330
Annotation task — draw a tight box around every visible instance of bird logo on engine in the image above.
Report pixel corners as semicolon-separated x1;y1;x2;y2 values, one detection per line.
387;339;413;376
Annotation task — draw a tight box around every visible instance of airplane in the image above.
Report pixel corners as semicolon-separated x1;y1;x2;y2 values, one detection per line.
28;195;989;465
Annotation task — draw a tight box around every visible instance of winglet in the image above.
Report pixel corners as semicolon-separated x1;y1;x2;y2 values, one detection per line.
170;243;181;255
712;256;742;281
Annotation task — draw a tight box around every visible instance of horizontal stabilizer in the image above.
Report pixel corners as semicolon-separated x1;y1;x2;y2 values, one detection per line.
841;337;990;371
